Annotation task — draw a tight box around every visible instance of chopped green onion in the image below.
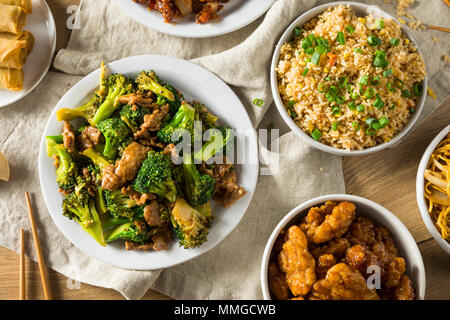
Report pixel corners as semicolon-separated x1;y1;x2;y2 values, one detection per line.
346;25;355;33
286;100;295;108
379;117;389;127
354;48;363;53
387;82;396;92
336;95;345;105
332;122;340;131
352;121;360;130
318;83;326;93
366;127;377;135
373;94;385;109
293;26;302;37
305;47;315;55
351;91;359;100
394;78;404;89
409;107;416;113
325;76;331;81
412;83;423;96
325;92;335;103
332;106;341;115
373;50;388;68
329;86;339;94
308;33;316;43
311;51;322;65
338;76;348;88
389;105;396;110
359;75;369;85
348;101;356;110
289;110;296;118
356;104;365;113
370;76;381;86
383;68;393;77
302;38;312;49
390;38;400;46
368;35;380;46
365;118;377;126
376;19;385;29
253;98;264;107
364;87;375;99
311;128;322;141
401;89;411;98
337;32;345;45
302;68;309;76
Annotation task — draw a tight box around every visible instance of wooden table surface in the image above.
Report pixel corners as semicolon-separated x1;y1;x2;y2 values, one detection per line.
0;0;448;300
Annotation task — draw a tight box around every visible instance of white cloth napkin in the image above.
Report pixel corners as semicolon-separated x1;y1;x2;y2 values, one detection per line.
0;0;448;299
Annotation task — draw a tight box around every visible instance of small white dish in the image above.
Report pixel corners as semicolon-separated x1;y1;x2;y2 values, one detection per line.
113;0;276;38
38;55;259;270
416;125;450;255
270;1;427;156
261;194;426;300
0;0;56;108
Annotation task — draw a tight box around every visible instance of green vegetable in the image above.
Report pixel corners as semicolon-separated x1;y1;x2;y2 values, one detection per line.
394;78;404;89
368;35;380;46
46;136;77;191
412;83;423;96
364;87;375;99
354;48;363;53
346;25;355;33
133;150;177;202
352;121;360;130
383;68;393;77
311;51;321;65
387;82;396;92
359;75;369;85
80;148;113;173
302;68;309;76
332;106;341;115
305;47;315;55
376;19;384;29
286;100;296;109
157;102;195;144
338;76;348;88
253;98;264;107
348;101;357;110
97;117;131;160
171;198;211;249
104;189;138;219
373;94;385;109
337;32;345;45
356;104;365;113
401;89;411;98
120;104;150;133
332;122;339;131
104;222;150;244
311;128;322;141
390;38;400;46
370;76;380;86
293;26;302;37
183;155;215;206
193;126;234;163
62;180;105;246
379;117;389;127
373;50;388;68
192;101;218;129
410;107;416;113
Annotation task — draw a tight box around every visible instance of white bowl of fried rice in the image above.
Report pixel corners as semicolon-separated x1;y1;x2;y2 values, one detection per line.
271;2;427;155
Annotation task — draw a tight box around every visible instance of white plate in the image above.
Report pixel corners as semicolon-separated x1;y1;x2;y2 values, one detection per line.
0;0;56;108
38;55;259;270
113;0;276;38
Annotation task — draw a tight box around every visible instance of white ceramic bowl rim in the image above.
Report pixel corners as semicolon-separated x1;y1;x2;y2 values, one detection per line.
260;194;426;300
416;125;450;255
270;1;428;156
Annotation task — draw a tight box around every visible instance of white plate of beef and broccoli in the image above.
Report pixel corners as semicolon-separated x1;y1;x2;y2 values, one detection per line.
38;55;259;270
113;0;276;38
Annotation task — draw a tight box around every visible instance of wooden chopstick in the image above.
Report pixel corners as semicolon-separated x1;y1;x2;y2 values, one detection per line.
19;229;25;300
25;192;51;300
429;25;450;33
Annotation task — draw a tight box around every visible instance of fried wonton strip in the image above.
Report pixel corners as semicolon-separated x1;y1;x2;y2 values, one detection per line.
0;67;23;91
0;31;34;68
0;0;32;13
0;4;27;34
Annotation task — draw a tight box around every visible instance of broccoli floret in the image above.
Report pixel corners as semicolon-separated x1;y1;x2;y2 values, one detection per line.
104;221;150;244
157;102;195;144
56;93;102;125
80;148;113;172
104;189;137;219
183;155;215;206
119;104;150;133
136;70;183;115
94;187;108;214
193;101;218;129
171;198;211;249
97;117;131;160
172;165;185;197
193;126;234;163
91;73;136;125
46;136;77;191
62;180;105;246
133;150;177;202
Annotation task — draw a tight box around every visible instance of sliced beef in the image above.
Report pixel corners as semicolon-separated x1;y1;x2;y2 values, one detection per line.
152;228;172;251
62;121;76;153
134;104;170;139
77;126;101;150
144;200;167;227
101;142;149;190
121;185;156;206
125;241;154;251
117;92;155;109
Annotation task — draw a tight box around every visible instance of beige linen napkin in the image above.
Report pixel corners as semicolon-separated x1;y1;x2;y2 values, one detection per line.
0;0;448;300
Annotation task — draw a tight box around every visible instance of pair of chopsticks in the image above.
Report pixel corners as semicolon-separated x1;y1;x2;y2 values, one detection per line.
429;25;450;33
19;192;51;300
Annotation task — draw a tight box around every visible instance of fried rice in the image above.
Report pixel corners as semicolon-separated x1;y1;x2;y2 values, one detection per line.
276;5;426;150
